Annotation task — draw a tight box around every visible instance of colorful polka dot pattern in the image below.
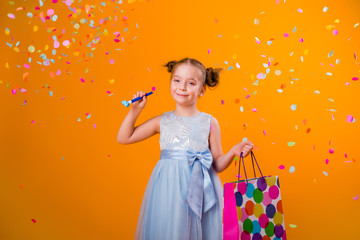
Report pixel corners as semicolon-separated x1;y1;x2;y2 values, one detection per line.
234;176;286;239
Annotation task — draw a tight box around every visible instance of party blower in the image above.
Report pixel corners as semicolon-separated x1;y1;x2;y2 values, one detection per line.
121;91;154;107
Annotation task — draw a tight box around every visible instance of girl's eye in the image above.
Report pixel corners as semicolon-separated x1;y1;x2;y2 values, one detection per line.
189;82;195;85
174;79;179;82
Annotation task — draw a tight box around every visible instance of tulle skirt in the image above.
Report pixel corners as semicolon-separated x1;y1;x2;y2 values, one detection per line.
135;150;223;240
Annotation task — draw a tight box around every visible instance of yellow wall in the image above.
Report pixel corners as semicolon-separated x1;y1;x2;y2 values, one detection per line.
1;0;359;239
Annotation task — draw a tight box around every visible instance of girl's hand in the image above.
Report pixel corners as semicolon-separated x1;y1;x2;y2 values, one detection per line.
231;140;254;158
131;91;147;112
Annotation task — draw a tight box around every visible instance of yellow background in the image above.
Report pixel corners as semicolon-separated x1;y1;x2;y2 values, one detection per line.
1;0;359;239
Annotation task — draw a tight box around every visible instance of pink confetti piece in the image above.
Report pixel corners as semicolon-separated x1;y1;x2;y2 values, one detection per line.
263;130;266;136
221;100;224;105
109;59;114;64
52;0;58;3
326;159;329;164
11;89;17;95
345;153;348;158
279;165;285;170
54;41;60;48
251;108;257;112
8;13;15;19
297;8;303;13
329;148;334;154
152;86;156;91
208;49;211;54
24;64;30;69
93;123;96;129
47;9;55;16
283;33;289;37
31;219;36;223
354;195;359;200
299;38;304;42
347;115;354;123
31;120;35;124
62;40;70;46
210;124;213;131
333;29;338;35
352;77;358;81
80;78;85;82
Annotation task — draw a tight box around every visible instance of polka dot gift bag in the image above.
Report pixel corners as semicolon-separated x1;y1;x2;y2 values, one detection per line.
223;151;286;240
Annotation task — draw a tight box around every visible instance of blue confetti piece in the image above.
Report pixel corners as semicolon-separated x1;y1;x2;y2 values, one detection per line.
49;91;53;96
87;114;91;119
242;137;248;142
323;171;328;176
323;6;328;12
328;51;333;57
291;104;297;111
290;166;295;173
228;66;233;70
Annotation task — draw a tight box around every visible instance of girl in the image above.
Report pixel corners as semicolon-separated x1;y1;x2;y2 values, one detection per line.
117;58;254;240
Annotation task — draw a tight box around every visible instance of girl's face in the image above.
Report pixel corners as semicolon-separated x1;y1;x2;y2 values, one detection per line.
170;64;205;107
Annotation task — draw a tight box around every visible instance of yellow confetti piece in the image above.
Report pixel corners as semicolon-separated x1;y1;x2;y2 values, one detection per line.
109;79;115;84
232;54;237;60
28;45;35;53
326;25;335;30
5;62;9;69
13;46;20;52
289;224;297;228
44;44;49;51
73;51;80;56
5;28;10;35
334;19;340;23
33;25;38;32
304;49;309;55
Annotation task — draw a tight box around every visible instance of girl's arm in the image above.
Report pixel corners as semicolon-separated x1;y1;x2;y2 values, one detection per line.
117;91;161;144
209;117;253;173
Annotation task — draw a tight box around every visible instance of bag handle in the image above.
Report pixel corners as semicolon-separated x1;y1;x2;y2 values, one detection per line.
238;151;264;184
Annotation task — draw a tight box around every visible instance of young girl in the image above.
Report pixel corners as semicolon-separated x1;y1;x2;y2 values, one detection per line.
117;58;254;240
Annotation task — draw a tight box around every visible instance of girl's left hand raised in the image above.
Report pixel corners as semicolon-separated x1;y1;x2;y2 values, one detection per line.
231;140;254;158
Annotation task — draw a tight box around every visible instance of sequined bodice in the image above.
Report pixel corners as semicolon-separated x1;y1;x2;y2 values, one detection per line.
159;111;212;152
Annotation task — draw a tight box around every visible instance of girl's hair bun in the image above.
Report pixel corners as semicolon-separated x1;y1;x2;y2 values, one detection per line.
205;67;222;88
164;60;178;73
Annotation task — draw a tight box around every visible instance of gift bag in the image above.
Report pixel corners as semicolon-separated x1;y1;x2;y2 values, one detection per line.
223;151;286;240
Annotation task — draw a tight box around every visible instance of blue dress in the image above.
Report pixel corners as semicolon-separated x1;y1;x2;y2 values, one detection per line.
135;111;223;240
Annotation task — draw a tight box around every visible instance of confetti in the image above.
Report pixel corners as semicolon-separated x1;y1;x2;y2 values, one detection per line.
346;115;354;123
288;142;295;147
323;171;328;176
290;104;297;111
31;219;36;223
353;77;358;81
325;159;329;164
323;7;328;12
283;33;289;37
279;165;285;170
354;195;359;200
289;166;295;173
333;29;338;35
329;148;334;154
7;13;15;19
289;224;297;228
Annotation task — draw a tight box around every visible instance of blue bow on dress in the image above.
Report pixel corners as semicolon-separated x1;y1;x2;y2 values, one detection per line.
185;149;217;220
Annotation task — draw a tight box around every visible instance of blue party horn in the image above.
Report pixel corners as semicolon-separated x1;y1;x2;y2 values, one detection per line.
122;91;153;107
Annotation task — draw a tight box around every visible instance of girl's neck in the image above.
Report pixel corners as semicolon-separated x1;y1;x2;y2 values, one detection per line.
173;106;200;117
